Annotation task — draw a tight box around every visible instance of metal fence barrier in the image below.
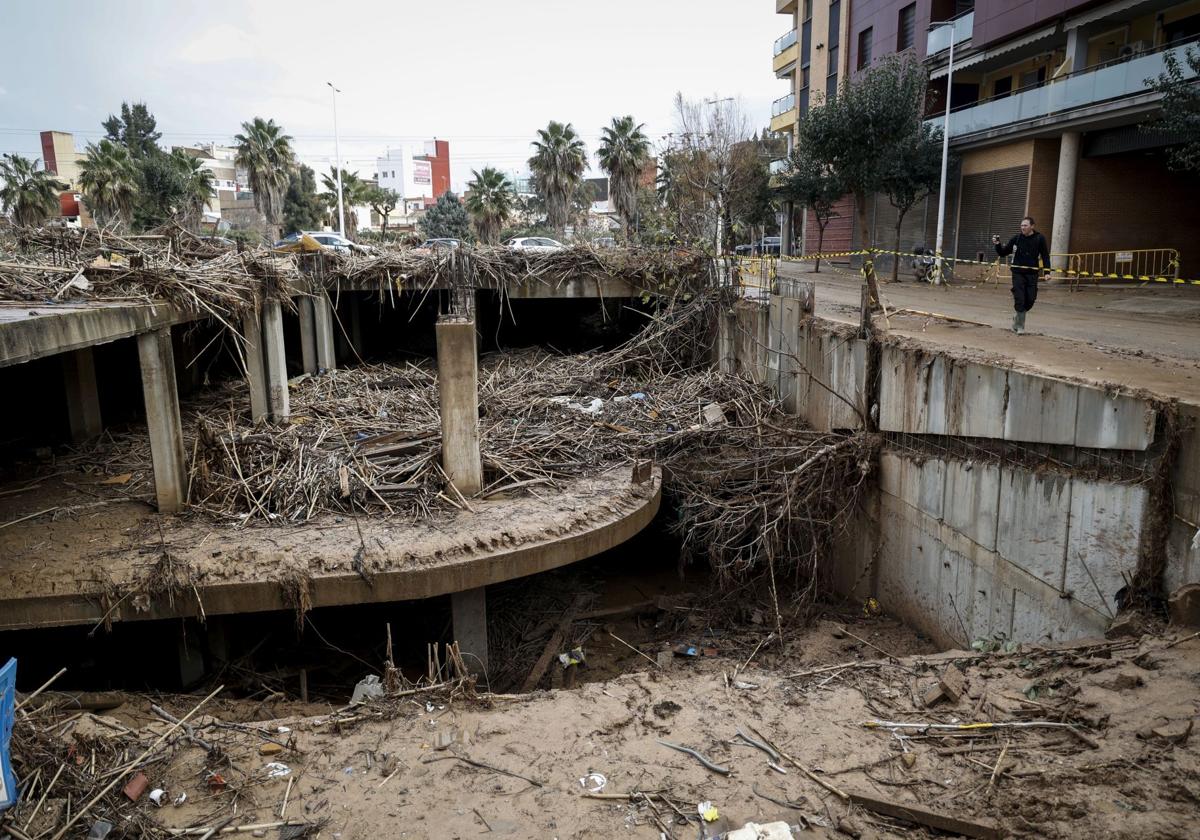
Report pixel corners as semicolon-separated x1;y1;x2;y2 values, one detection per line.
1060;248;1181;291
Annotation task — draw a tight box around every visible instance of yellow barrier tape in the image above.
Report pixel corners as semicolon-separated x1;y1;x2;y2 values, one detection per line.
766;249;1200;286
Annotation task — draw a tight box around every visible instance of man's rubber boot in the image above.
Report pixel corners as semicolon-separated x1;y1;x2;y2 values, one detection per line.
1012;312;1020;333
1016;310;1026;335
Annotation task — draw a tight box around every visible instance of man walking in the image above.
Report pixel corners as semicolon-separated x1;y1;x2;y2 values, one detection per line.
993;216;1050;334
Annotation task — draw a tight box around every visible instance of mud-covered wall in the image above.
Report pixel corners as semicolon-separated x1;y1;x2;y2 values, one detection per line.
720;291;1196;646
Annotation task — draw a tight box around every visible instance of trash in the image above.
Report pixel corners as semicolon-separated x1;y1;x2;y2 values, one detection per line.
259;742;284;755
697;801;720;822
558;647;585;668
207;773;226;792
550;396;605;414
264;762;291;778
701;402;726;425
99;473;133;485
658;740;731;775
0;658;16;812
433;730;457;750
173;792;187;806
276;726;291;734
148;788;166;807
673;643;718;658
86;820;114;840
862;598;882;617
351;674;384;705
734;680;760;690
578;772;607;793
726;821;794;840
122;771;149;802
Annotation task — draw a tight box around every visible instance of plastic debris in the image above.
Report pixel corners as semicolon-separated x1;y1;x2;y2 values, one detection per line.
86;820;114;840
550;395;605;415
701;403;726;425
148;788;166;807
673;643;718;658
264;762;291;778
697;801;720;822
0;658;16;812
578;772;607;793
350;674;384;705
726;822;795;840
173;792;187;806
558;647;585;668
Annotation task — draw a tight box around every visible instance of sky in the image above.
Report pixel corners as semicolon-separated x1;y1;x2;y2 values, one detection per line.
0;0;788;192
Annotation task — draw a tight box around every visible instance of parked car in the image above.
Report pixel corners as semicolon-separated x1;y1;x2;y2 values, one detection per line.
505;236;565;253
594;236;617;248
413;238;462;255
735;237;782;257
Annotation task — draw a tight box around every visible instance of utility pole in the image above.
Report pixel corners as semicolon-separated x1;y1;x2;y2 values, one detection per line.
327;81;346;238
930;21;956;286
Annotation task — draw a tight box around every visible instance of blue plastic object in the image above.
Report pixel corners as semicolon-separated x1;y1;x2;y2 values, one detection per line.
0;657;17;812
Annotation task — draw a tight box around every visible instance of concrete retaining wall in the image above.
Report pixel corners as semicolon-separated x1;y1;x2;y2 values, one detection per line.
721;287;1191;644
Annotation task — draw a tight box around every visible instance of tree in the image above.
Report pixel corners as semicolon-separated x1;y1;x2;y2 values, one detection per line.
420;191;470;240
0;154;66;226
102;102;162;160
320;168;368;238
798;54;931;307
465;167;515;245
282;165;325;235
366;186;401;235
670;94;753;253
879;122;943;282
598;115;651;239
728;140;776;248
528;121;587;237
173;151;216;232
78;139;140;228
133;150;215;231
779;148;844;272
234;117;294;238
1145;46;1200;172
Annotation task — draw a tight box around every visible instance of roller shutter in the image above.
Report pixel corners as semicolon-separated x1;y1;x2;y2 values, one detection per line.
955;165;1028;261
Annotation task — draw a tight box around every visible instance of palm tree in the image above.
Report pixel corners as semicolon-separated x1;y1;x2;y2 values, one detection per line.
528;121;587;237
170;150;215;232
598;116;650;239
78;139;139;228
320;168;369;238
234;117;294;238
0;154;66;227
464;167;514;245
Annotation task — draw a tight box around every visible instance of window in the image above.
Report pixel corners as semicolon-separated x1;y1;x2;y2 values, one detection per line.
992;76;1012;98
802;0;812;20
857;27;873;70
799;67;810;116
826;72;838;101
827;0;840;98
897;3;916;51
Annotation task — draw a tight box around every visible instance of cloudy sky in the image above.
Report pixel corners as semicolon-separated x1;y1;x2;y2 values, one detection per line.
0;1;787;191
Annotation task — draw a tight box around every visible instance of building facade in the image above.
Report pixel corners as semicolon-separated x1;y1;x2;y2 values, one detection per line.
772;0;1200;271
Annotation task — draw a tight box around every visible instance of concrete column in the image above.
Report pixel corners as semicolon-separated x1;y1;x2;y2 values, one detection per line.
1050;131;1080;270
799;204;809;256
262;300;290;421
242;310;269;423
349;294;363;356
451;587;489;677
298;297;318;375
436;317;482;496
137;327;187;514
62;347;102;442
314;294;337;372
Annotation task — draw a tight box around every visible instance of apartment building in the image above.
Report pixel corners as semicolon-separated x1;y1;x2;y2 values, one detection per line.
772;0;1200;271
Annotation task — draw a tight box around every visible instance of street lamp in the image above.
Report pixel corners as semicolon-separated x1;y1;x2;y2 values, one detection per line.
929;20;956;286
327;81;346;238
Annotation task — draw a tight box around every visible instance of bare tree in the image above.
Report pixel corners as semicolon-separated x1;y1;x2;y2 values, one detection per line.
670;93;752;254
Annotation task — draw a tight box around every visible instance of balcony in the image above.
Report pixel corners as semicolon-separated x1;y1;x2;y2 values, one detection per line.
774;29;799;75
769;158;789;175
928;10;973;55
933;41;1198;142
777;0;797;14
770;93;798;133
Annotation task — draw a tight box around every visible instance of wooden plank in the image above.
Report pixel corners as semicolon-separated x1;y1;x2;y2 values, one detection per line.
521;595;589;693
848;791;1002;840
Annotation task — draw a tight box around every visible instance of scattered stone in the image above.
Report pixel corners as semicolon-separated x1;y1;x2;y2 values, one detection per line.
940;664;967;702
1091;667;1146;692
122;772;149;802
1151;720;1194;744
259;742;284;755
1106;611;1143;639
1168;584;1200;628
922;681;947;708
656;650;673;670
652;700;682;719
901;752;916;769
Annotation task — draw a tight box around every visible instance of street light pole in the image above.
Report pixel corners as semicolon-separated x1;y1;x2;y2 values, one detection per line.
327;81;346;238
932;23;955;285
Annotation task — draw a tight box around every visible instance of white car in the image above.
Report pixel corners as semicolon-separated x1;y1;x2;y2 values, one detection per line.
275;231;369;254
505;236;565;253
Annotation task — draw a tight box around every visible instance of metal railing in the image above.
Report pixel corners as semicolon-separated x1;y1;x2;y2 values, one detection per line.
1059;248;1181;290
774;29;798;57
769;158;789;174
927;9;973;54
772;93;797;117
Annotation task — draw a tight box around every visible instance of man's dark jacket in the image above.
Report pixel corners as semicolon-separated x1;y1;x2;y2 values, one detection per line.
996;231;1050;273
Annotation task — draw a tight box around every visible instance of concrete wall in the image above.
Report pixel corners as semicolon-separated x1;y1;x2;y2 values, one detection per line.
724;288;1189;644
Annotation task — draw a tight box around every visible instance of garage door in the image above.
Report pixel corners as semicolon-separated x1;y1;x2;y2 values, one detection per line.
955;165;1028;262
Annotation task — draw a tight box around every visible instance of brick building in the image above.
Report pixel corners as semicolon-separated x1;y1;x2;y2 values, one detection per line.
771;0;1200;273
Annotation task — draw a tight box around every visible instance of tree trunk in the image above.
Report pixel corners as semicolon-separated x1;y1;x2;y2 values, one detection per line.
814;222;826;273
892;211;905;284
855;192;881;310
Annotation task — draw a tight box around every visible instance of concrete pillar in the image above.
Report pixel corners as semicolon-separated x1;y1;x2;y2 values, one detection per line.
242;310;269;423
349;294;363;356
262;300;290;421
298;297;318;375
1050;131;1080;270
435;317;482;496
717;311;737;375
314;294;337;372
137;327;187;514
451;587;489;677
62;347;102;442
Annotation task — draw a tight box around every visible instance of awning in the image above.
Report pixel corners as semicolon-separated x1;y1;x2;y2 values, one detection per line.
930;23;1059;79
1067;0;1156;30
